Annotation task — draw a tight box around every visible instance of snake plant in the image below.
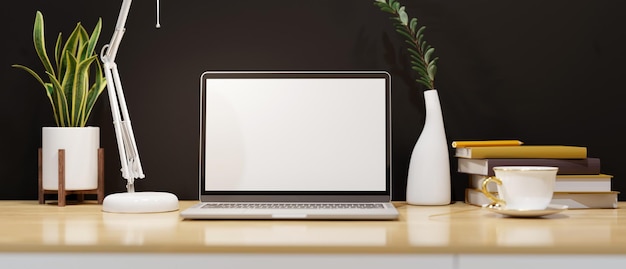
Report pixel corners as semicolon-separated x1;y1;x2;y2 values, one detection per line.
12;11;106;127
374;0;438;90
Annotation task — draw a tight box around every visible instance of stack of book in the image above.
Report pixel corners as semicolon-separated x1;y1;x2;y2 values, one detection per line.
454;140;618;209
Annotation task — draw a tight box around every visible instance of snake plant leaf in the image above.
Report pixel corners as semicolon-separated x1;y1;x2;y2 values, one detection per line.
76;24;89;62
46;71;69;127
11;64;46;87
54;33;63;73
64;53;97;126
61;53;76;106
43;82;55;106
33;11;55;78
83;18;102;61
61;24;83;69
77;43;89;64
73;56;98;125
61;53;77;125
43;83;60;126
82;61;106;126
13;11;105;127
77;23;89;42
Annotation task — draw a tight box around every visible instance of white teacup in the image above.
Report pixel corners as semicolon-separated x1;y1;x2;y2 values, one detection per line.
481;166;558;210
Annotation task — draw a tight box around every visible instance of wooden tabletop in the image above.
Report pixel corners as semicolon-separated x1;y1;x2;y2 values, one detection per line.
0;200;624;254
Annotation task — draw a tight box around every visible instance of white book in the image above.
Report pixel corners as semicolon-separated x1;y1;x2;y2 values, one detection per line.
465;188;619;209
468;173;613;193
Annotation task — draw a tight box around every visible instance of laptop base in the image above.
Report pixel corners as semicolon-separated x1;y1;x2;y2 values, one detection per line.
180;202;398;220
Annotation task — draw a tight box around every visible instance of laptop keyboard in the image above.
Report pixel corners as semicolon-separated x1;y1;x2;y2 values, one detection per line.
202;203;385;209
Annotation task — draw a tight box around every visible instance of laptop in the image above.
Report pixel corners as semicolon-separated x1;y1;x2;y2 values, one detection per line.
180;71;398;220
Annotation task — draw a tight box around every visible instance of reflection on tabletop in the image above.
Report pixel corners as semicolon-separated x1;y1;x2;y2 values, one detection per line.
0;201;622;253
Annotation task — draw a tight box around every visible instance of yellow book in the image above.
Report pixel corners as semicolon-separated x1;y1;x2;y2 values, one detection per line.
451;140;523;148
454;145;587;159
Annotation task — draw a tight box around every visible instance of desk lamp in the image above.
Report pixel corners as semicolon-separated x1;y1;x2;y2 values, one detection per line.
101;0;179;213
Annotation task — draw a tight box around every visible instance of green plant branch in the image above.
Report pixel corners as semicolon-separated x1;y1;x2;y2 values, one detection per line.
374;0;438;90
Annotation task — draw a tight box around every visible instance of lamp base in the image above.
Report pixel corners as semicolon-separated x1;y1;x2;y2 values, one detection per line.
102;192;179;213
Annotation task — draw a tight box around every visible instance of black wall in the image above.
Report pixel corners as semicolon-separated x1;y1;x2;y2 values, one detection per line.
2;0;625;201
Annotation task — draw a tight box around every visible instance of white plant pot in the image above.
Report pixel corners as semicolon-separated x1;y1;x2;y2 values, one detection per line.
42;127;100;190
406;89;451;205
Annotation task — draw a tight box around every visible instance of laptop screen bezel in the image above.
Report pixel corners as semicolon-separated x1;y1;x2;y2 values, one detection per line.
198;71;392;202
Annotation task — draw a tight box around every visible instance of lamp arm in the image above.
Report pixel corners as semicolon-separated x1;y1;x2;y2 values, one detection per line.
100;0;149;192
99;0;178;214
103;0;131;64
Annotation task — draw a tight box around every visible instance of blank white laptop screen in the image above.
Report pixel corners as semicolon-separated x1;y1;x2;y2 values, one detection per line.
203;75;387;193
183;71;397;219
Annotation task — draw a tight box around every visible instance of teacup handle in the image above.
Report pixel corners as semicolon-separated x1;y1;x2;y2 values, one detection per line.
481;176;506;207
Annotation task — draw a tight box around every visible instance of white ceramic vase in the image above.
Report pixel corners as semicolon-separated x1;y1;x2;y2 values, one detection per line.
42;127;100;190
406;89;451;205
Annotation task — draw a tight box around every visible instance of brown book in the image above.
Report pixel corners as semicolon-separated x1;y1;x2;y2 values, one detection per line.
464;188;619;209
457;157;601;176
455;145;587;159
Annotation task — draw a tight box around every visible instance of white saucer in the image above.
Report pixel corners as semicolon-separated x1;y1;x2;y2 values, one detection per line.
483;204;568;217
